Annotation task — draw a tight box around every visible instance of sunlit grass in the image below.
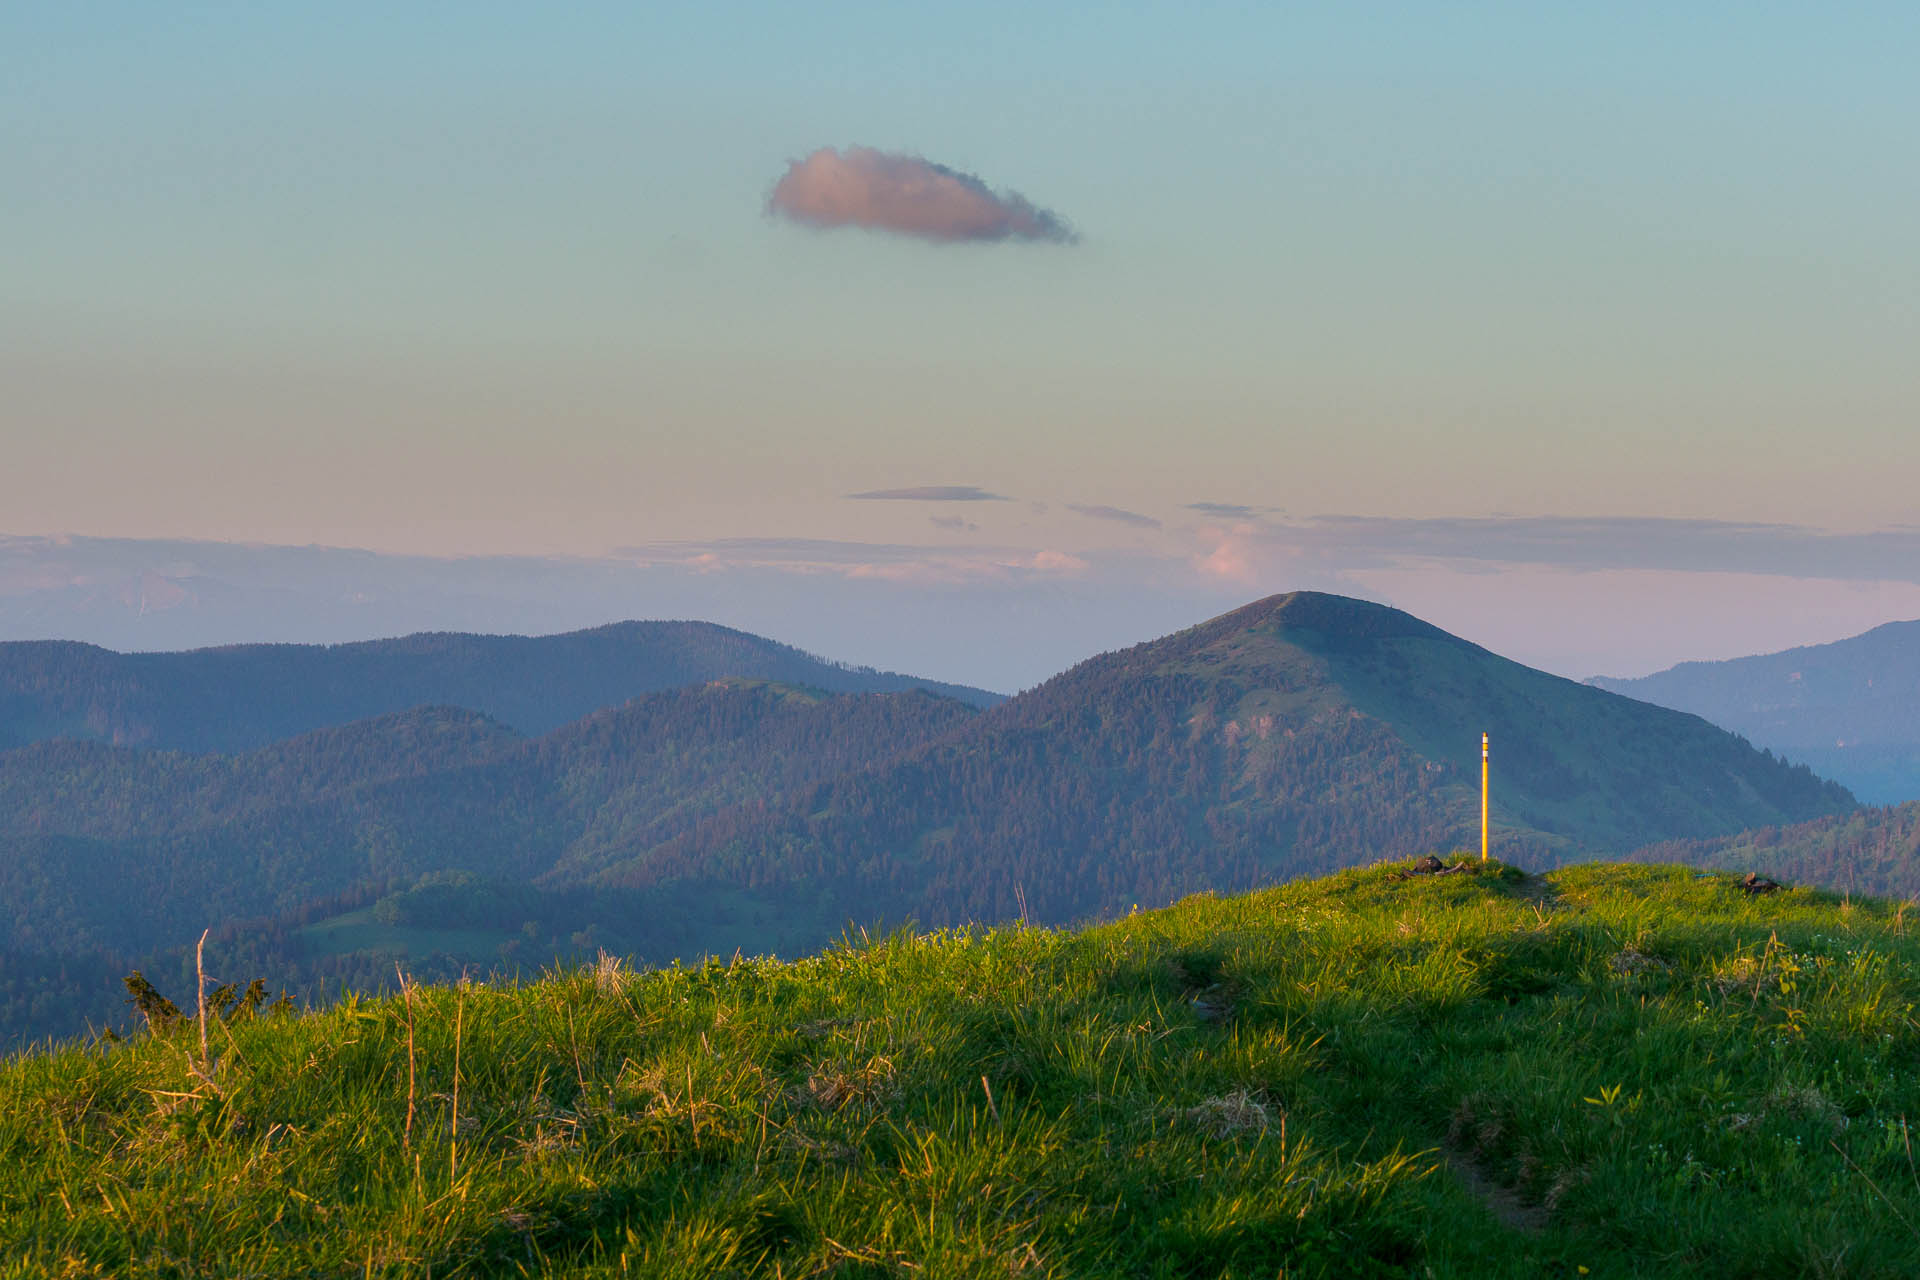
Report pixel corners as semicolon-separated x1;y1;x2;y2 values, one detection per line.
3;860;1919;1277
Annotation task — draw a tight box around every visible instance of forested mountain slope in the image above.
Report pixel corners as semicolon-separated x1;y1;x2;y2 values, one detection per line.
618;593;1854;929
0;620;1001;753
0;705;520;840
0;683;977;957
1593;619;1920;804
1627;801;1920;899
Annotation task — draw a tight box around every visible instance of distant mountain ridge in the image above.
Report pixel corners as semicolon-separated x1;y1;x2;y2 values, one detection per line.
0;592;1860;1045
613;592;1853;929
1592;619;1920;803
0;621;1003;753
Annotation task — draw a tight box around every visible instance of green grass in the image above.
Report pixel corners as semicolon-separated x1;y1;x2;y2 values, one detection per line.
5;860;1920;1277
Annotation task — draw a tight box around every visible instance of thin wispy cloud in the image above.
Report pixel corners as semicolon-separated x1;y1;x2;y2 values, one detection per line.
620;536;1090;585
768;146;1077;244
847;486;1009;502
1219;515;1920;583
1068;504;1161;530
1187;502;1264;519
622;537;939;568
929;515;979;533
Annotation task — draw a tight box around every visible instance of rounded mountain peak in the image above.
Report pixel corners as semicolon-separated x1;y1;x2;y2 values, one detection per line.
1204;592;1453;645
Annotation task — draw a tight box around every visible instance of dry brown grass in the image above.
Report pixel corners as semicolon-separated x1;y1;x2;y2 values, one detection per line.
1609;946;1670;976
1183;1089;1274;1138
797;1056;898;1112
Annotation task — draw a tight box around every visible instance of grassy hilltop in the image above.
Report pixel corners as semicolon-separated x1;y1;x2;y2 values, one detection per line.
5;861;1920;1278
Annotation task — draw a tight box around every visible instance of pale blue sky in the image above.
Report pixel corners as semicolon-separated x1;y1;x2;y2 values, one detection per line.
5;3;1919;679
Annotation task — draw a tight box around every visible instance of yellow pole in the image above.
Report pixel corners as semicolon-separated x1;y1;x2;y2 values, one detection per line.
1481;731;1490;861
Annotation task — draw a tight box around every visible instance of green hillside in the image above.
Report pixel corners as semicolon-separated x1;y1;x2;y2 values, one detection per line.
6;862;1919;1278
0;621;1002;754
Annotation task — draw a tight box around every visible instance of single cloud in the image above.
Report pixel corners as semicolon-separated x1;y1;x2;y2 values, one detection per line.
1030;550;1090;573
1187;502;1263;519
1193;526;1266;583
848;486;1009;502
930;515;979;533
1068;504;1162;530
768;146;1077;244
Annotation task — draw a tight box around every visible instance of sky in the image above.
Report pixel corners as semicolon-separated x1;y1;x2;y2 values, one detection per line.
5;3;1919;689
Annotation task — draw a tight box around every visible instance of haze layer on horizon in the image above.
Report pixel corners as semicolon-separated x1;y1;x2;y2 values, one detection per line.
8;533;1920;694
6;4;1917;684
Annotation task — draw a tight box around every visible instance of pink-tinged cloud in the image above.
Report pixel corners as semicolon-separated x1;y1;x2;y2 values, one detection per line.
1193;522;1270;584
1196;539;1255;583
1029;550;1090;573
768;146;1077;244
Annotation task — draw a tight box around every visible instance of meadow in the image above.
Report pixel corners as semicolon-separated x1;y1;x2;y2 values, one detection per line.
3;860;1917;1278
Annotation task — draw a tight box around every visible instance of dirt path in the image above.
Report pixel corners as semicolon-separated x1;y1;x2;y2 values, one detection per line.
1442;1146;1548;1235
